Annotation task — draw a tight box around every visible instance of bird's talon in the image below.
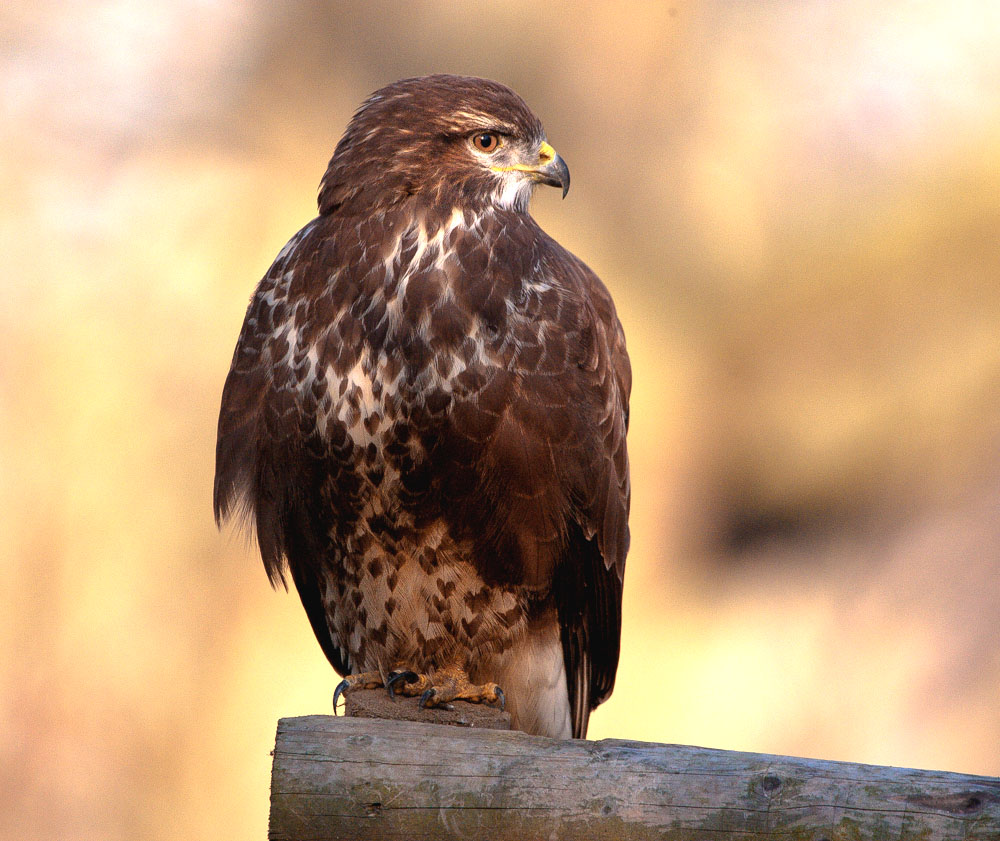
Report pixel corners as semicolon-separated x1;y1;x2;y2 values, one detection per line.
332;679;350;715
494;687;505;711
419;688;437;709
386;670;418;699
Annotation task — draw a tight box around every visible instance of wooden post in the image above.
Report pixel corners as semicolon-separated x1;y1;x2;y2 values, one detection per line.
341;685;511;729
269;713;1000;840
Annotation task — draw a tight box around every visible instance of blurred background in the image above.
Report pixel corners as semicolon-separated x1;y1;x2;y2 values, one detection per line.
3;1;1000;838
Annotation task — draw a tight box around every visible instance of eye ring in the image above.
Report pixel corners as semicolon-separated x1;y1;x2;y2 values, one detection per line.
471;132;501;153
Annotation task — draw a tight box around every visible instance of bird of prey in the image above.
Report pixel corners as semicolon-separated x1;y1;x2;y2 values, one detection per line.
214;75;630;738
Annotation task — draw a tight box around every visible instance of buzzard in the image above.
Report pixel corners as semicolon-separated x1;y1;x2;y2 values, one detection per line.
214;75;630;738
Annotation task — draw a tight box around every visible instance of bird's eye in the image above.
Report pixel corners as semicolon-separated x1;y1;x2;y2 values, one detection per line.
471;132;500;153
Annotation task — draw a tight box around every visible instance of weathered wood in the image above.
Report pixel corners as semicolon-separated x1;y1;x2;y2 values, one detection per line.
269;715;1000;840
342;687;510;730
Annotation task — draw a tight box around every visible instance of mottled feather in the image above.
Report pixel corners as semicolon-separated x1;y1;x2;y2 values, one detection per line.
214;75;630;738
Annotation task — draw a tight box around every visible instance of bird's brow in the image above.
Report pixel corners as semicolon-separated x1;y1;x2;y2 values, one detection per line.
445;110;519;135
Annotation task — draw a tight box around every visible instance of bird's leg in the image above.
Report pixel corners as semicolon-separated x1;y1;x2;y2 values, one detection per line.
334;664;504;713
332;671;384;714
388;663;504;711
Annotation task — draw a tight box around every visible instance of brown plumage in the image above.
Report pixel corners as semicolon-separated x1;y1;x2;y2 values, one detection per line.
214;75;630;738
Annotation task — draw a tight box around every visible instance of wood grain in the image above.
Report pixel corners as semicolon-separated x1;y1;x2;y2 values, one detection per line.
269;715;1000;840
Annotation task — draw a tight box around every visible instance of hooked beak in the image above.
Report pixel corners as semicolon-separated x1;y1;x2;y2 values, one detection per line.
491;140;571;198
533;141;571;198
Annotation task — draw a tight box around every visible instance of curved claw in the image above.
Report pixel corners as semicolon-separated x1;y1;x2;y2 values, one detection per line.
494;686;505;712
419;688;437;709
386;670;418;699
332;679;350;715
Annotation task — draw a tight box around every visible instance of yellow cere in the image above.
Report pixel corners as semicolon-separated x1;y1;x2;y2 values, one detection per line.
491;140;558;173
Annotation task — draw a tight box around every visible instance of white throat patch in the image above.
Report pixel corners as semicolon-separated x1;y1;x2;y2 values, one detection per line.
494;173;535;211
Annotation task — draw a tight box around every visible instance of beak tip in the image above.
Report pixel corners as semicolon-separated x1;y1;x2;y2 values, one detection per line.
529;147;571;198
550;152;570;199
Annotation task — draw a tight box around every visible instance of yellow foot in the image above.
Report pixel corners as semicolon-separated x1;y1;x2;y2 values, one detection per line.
332;670;384;714
386;665;505;712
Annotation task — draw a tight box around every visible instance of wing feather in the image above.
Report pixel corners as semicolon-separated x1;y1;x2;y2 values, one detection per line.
214;218;353;673
544;248;630;738
456;219;630;738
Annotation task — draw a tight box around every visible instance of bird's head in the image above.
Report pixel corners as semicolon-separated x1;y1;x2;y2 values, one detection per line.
318;74;570;215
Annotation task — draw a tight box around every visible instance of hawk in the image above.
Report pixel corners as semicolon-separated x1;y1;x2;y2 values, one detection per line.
214;75;630;738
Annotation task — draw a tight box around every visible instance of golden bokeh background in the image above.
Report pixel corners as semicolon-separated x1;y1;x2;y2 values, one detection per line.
3;2;1000;838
